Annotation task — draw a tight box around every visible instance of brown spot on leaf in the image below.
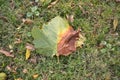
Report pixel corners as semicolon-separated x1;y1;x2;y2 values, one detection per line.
57;26;80;56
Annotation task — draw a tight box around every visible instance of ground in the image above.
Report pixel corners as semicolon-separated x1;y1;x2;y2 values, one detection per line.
0;0;120;80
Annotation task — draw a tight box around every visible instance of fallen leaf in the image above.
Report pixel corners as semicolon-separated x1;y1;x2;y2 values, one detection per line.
25;48;31;60
33;74;39;79
0;49;14;57
32;16;85;57
25;43;35;60
0;72;7;80
22;18;33;24
0;16;8;22
113;17;118;31
47;0;59;8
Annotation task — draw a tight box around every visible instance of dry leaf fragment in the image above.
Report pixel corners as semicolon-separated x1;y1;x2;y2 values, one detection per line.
15;78;23;80
0;49;14;57
6;65;17;73
26;43;35;51
113;18;118;31
22;18;33;24
33;74;39;79
23;69;28;73
66;14;74;23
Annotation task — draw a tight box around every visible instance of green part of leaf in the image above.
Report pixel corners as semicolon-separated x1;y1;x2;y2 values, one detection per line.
32;16;69;56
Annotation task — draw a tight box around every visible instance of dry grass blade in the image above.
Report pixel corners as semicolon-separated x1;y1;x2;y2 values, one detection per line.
0;49;14;57
47;0;59;8
113;18;118;31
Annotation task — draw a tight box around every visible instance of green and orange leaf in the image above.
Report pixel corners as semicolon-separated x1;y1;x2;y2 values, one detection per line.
31;16;85;56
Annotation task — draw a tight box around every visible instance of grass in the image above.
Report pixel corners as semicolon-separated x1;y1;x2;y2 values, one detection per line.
0;0;120;80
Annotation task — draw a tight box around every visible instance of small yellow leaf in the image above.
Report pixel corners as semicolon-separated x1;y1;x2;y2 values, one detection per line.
0;72;7;80
25;49;31;60
33;74;39;79
113;18;118;31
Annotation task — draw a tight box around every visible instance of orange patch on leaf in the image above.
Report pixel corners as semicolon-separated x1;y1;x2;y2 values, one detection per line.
57;26;80;56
